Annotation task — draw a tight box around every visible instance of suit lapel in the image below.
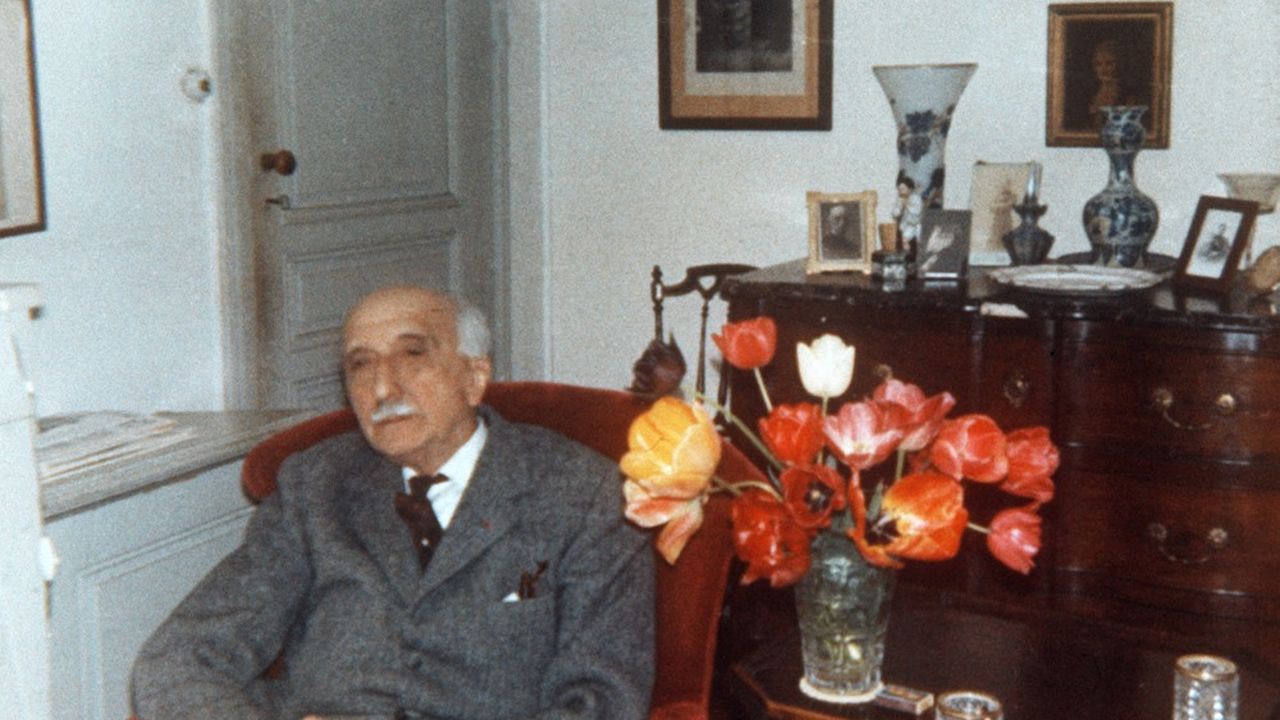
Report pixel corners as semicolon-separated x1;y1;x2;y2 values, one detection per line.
418;410;532;598
344;451;424;606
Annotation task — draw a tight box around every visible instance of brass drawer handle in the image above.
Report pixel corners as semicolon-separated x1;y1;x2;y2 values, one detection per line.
1150;387;1237;430
1146;522;1230;565
1003;370;1030;408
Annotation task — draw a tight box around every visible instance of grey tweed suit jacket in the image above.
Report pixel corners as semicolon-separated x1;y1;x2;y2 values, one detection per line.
131;407;655;720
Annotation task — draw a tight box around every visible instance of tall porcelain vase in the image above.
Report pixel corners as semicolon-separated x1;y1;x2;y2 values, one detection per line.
1081;106;1159;267
873;63;977;209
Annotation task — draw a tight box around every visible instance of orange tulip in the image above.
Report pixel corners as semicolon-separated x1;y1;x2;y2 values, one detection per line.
620;397;721;563
712;317;777;370
849;471;968;568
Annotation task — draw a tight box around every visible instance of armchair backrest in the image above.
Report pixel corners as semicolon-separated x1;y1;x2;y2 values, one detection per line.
238;381;762;719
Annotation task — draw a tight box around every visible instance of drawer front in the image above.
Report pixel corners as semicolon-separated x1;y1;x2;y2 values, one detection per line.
1052;463;1280;620
1057;329;1280;463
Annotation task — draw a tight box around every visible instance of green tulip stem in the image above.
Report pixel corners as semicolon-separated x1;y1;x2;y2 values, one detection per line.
895;447;906;483
695;392;784;473
753;367;774;413
713;476;783;502
967;522;990;534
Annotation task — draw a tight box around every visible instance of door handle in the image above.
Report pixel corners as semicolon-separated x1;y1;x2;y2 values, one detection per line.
259;149;297;176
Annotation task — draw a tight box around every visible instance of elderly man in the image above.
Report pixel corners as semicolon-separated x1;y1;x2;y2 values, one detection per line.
131;286;655;720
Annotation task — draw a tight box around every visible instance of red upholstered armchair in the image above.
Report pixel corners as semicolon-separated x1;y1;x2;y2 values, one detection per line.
230;381;761;720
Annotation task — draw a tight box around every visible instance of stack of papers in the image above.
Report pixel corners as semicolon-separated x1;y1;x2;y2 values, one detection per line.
35;412;195;479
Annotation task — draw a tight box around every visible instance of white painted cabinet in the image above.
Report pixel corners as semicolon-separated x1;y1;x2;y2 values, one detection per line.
41;411;308;720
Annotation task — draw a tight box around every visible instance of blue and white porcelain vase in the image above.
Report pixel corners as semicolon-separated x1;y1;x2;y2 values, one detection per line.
873;63;977;209
1081;106;1159;267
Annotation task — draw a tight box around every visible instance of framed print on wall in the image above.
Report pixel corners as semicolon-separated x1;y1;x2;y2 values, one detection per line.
806;190;876;275
0;0;45;238
658;0;833;130
1172;196;1259;294
968;161;1036;266
1046;2;1172;148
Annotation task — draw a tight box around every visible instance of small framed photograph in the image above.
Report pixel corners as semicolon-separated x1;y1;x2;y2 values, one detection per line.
658;0;833;130
1173;196;1260;294
1046;2;1172;148
918;209;972;279
968;161;1036;266
0;0;46;238
806;191;876;275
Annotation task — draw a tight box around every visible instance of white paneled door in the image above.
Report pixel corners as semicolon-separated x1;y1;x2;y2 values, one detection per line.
218;0;505;409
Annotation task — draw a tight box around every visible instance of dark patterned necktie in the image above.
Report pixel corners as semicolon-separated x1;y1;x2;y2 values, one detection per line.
393;474;448;571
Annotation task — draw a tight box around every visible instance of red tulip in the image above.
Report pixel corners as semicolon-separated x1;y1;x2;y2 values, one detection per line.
823;400;907;471
712;317;777;370
929;414;1009;483
759;403;825;465
986;504;1043;574
731;490;812;588
780;463;846;530
1001;427;1058;503
873;378;957;452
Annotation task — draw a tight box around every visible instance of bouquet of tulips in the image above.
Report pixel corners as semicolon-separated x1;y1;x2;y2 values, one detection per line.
619;316;1059;588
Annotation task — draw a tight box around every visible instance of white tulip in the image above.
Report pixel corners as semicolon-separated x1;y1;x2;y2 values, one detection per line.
796;334;855;399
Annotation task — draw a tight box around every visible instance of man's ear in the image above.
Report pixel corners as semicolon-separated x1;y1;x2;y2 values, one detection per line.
465;356;492;406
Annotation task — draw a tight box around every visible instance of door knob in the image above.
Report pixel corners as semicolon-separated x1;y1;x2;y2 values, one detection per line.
259;149;297;176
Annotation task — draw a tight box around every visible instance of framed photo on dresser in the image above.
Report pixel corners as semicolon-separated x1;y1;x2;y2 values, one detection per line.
806;190;876;275
1172;195;1259;294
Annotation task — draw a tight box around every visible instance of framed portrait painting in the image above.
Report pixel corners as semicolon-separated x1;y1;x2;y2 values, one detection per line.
1173;196;1259;294
1046;2;1172;148
0;0;45;238
658;0;833;130
806;191;876;275
918;209;972;279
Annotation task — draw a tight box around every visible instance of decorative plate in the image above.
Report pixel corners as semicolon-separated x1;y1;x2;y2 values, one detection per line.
987;264;1163;295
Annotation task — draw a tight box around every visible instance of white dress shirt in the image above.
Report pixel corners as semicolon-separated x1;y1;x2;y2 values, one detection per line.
401;419;487;529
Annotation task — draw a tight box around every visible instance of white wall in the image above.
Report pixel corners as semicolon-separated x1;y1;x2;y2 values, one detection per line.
0;0;221;415
538;0;1280;391
2;1;1277;415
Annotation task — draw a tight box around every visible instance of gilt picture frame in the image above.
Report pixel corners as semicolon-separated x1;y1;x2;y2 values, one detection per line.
1172;196;1259;295
1046;2;1172;148
658;0;833;130
806;190;876;275
0;0;45;238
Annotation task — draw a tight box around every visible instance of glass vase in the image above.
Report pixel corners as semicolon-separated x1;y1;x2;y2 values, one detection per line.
794;530;896;703
872;63;977;210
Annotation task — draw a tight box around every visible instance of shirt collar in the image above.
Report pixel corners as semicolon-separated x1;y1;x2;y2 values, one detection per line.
401;418;488;492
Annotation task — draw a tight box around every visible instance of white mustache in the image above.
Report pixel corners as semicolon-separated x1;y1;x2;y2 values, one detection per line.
370;400;419;424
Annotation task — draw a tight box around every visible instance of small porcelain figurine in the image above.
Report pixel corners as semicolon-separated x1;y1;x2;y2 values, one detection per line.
891;178;923;245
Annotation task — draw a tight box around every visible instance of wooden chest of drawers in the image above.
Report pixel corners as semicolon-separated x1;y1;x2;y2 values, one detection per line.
723;261;1280;636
